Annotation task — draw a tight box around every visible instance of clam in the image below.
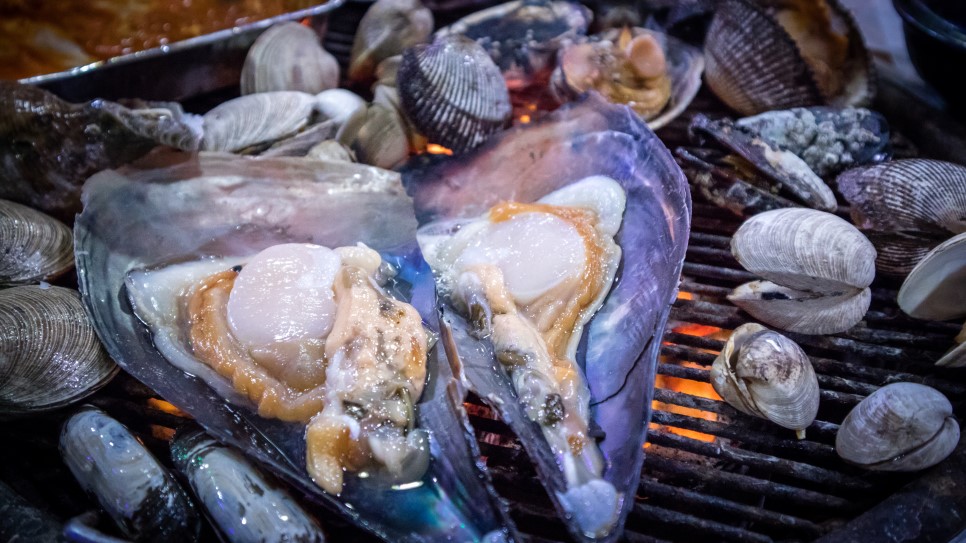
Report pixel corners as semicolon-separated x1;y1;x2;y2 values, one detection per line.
551;27;703;129
0;199;74;287
402;93;691;542
348;0;433;85
836;382;960;471
711;324;819;438
398;35;512;153
308;140;357;162
172;427;326;543
728;208;876;334
0;82;201;221
201;91;317;153
837;159;966;277
352;101;412;168
704;0;873;116
61;406;202;542
241;22;339;95
439;0;592;88
0;285;117;415
74;151;516;542
259;119;340;158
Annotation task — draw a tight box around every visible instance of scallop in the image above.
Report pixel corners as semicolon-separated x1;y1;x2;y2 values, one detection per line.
836;382;960;471
0;199;74;287
201;91;317;153
703;0;873;115
348;0;433;84
398;35;512;152
241;22;339;95
0;285;117;415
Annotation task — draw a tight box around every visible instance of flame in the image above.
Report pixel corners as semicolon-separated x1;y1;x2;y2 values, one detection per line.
519;114;531;124
426;143;453;155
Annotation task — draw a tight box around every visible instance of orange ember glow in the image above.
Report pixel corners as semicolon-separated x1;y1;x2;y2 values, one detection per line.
519;114;531;124
151;425;176;441
426;143;453;155
148;398;189;417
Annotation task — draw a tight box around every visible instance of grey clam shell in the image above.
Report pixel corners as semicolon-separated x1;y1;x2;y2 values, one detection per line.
241;22;339;95
0;199;74;287
201;92;317;153
836;382;960;471
837;159;966;277
60;406;201;541
898;232;966;322
0;286;117;415
172;427;326;543
398;35;512;153
349;0;433;84
728;281;872;336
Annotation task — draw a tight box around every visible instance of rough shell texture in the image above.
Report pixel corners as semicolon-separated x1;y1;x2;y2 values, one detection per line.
0;199;74;287
241;22;339;95
731;208;876;292
728;281;871;335
836;382;960;471
172;427;326;543
349;0;433;84
401;93;691;543
73;151;515;542
898;232;966;322
61;406;201;542
711;323;819;432
201;92;317;153
703;0;873;116
398;35;512;152
0;286;117;415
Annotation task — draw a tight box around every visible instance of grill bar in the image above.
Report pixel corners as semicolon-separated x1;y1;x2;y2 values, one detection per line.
631;503;775;543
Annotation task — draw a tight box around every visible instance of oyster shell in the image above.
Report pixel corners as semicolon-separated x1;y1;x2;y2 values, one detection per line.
837;159;966;277
74;152;515;542
836;382;960;471
398;35;512;152
61;406;201;542
0;285;117;415
728;208;876;334
402;93;691;542
551;27;704;129
704;0;873;116
0;199;74;287
241;22;339;95
349;0;434;85
201;92;317;153
710;323;819;438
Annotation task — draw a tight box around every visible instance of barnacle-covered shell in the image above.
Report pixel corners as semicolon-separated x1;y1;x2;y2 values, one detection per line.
349;0;433;84
0;286;117;415
898;232;966;322
838;159;966;276
61;406;201;542
398;35;512;152
727;281;871;336
201;92;317;153
703;0;873;116
241;22;339;95
731;208;876;292
0;199;74;287
711;323;819;436
836;382;960;471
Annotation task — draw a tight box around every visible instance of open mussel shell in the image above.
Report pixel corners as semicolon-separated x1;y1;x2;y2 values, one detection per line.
838;159;966;277
398;35;512;153
711;324;819;436
0;285;117;415
836;382;960;471
551;27;704;130
402;93;691;542
201;91;317;153
703;0;873;116
60;406;202;542
74;151;515;542
172;427;326;543
0;199;74;287
241;22;339;95
349;0;433;85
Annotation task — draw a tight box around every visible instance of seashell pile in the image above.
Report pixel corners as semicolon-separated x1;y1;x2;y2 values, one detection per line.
711;323;819;438
241;22;339;95
728;208;877;334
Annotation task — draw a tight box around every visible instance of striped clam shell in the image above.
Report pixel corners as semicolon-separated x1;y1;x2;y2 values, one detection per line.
398;35;512;153
202;92;317;153
241;22;339;95
0;286;117;415
0;199;74;287
703;0;873;116
837;159;966;276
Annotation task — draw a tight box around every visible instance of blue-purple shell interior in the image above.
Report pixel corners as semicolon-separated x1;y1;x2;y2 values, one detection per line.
401;93;692;542
73;151;514;543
